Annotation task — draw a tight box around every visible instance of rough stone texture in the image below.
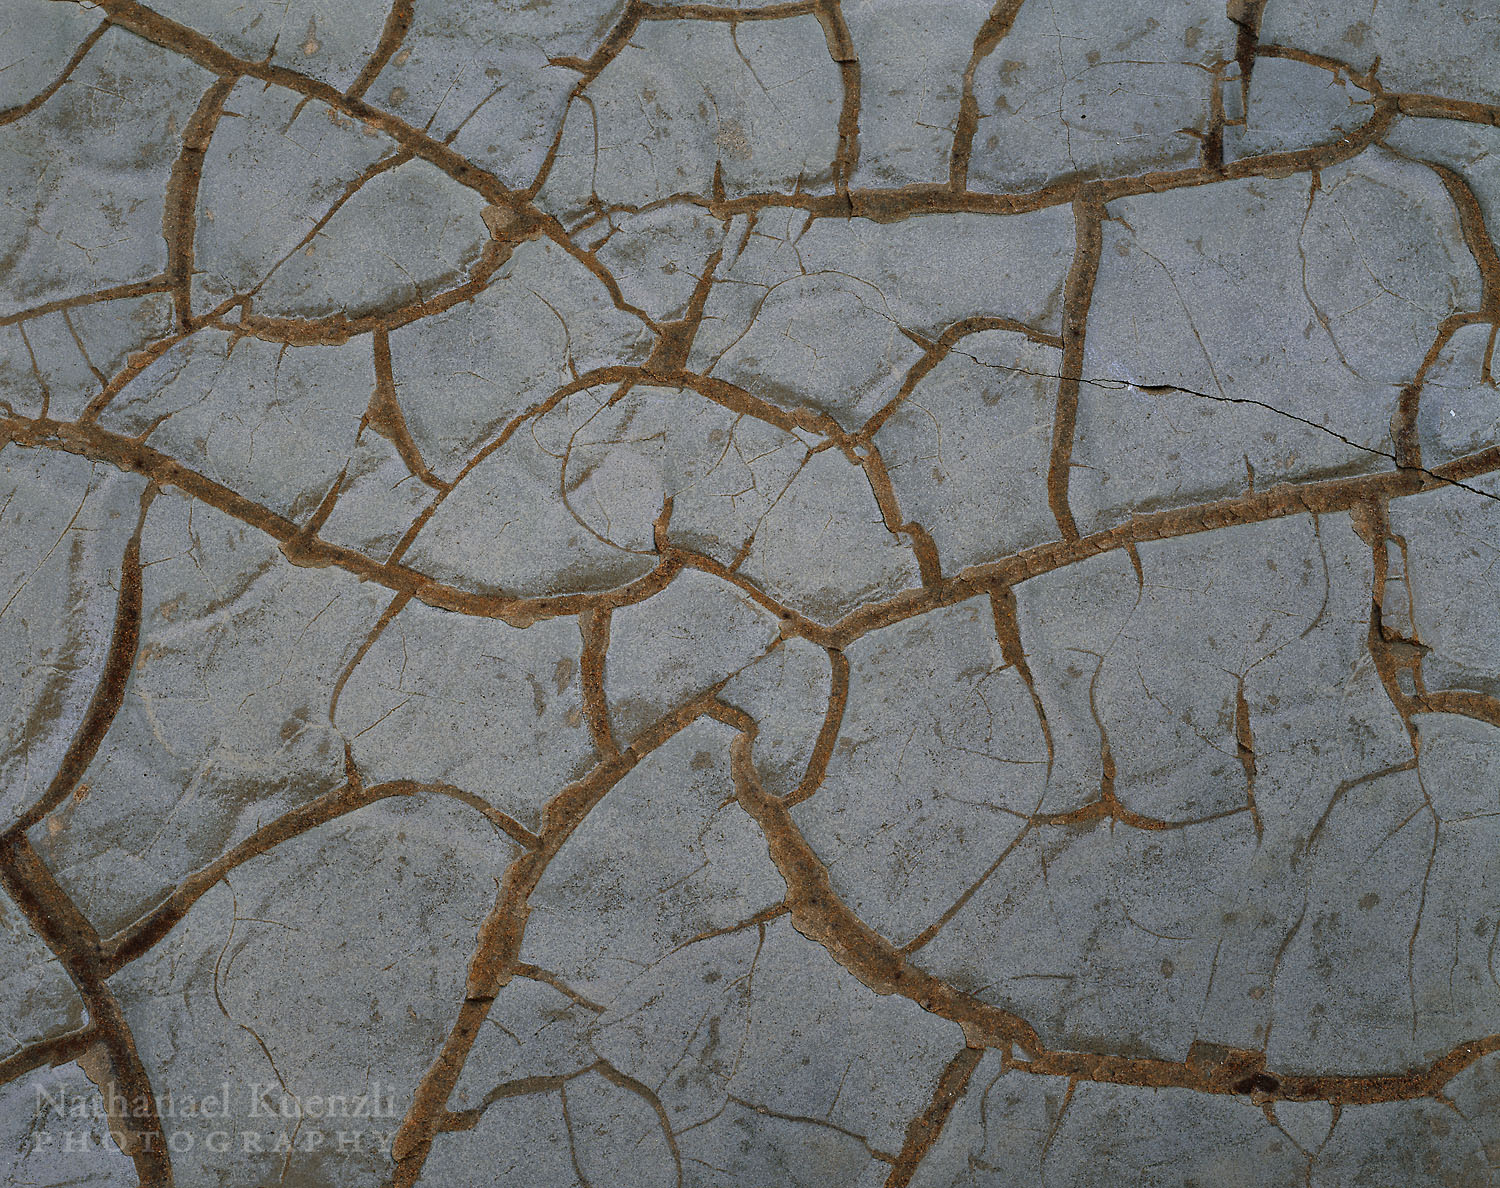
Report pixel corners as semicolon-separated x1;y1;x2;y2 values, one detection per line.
2;2;1500;1186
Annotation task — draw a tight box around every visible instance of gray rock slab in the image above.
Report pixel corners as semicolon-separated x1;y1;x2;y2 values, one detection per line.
4;2;1500;1183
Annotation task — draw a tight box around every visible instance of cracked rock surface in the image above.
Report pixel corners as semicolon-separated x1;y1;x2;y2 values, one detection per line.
3;1;1500;1185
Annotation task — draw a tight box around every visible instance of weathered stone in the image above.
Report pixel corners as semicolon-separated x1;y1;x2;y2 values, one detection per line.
0;29;212;318
3;3;1500;1182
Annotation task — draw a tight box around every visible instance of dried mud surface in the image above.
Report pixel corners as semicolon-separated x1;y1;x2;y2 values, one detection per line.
4;1;1500;1184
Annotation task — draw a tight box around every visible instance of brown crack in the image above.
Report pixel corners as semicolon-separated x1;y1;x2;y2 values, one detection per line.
161;76;235;329
0;835;172;1184
0;18;111;128
345;0;415;102
363;328;448;491
1045;187;1104;542
882;1046;983;1188
949;0;1027;193
4;485;153;837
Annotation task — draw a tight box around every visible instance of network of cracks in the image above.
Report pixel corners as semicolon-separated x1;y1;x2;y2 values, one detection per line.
3;0;1500;1184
